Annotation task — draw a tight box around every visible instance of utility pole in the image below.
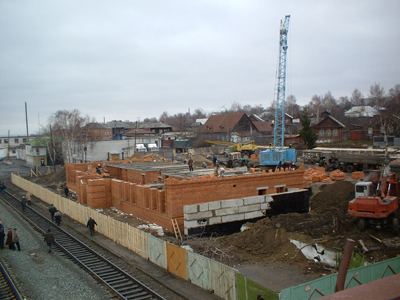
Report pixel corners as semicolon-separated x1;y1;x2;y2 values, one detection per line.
7;130;10;159
134;121;138;153
25;102;29;143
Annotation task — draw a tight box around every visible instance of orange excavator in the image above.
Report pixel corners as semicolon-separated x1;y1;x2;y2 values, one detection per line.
348;173;399;234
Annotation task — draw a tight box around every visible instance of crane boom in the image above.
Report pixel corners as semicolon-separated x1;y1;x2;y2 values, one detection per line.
258;15;295;169
273;15;290;150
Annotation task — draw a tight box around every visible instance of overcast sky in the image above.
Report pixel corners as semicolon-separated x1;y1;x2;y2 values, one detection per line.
1;0;400;136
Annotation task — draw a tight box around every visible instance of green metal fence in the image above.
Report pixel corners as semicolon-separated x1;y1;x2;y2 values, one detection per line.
280;256;400;300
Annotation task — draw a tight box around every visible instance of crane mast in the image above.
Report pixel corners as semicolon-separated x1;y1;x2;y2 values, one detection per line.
273;15;290;150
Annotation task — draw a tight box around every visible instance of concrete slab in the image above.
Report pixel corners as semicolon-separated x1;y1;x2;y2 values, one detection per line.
220;198;243;208
238;204;261;213
243;196;264;205
215;207;239;216
221;213;245;222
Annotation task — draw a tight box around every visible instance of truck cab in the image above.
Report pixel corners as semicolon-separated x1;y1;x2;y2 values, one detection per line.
135;144;147;152
147;144;159;151
355;182;373;198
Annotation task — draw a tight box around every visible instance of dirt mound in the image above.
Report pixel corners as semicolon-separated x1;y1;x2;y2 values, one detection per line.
186;180;398;269
30;166;66;190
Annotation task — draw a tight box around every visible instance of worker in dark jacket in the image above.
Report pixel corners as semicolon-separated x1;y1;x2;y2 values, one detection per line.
21;196;27;211
87;217;98;236
54;209;62;226
44;229;55;253
49;204;56;221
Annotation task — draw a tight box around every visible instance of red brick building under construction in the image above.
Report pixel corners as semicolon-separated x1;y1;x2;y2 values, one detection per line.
66;159;308;232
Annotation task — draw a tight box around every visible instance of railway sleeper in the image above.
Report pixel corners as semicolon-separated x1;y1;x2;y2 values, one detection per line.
106;277;131;284
96;270;120;277
121;289;150;298
89;265;113;273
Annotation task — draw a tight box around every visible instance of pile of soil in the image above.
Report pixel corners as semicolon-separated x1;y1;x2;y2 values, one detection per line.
185;180;400;271
30;166;67;191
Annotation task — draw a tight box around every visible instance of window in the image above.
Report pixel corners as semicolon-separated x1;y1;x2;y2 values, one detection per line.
4;139;8;143
368;127;373;135
0;139;1;144
319;130;324;137
23;138;27;142
333;129;338;137
380;125;385;133
14;138;19;143
326;130;331;137
389;125;394;133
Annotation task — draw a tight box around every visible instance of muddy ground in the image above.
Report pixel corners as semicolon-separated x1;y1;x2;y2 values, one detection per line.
22;162;400;289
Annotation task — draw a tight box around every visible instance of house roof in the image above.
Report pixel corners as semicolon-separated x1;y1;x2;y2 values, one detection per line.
345;106;379;117
252;121;273;133
124;128;156;136
199;113;249;133
195;118;208;125
82;123;110;130
106;120;133;129
138;122;172;129
314;115;346;128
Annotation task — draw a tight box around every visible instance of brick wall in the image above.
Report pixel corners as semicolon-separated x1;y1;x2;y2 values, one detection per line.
69;161;307;231
164;168;306;218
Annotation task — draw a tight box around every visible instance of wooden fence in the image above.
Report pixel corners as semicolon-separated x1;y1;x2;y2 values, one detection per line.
11;173;278;300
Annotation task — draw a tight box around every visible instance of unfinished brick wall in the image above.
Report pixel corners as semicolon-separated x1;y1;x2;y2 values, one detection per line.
69;161;307;231
102;166;160;184
164;168;306;218
86;178;112;208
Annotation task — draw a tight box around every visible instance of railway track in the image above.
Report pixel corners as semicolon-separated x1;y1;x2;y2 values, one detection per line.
0;258;23;300
1;191;166;300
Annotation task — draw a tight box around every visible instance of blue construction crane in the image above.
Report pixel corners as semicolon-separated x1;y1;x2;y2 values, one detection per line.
259;15;296;169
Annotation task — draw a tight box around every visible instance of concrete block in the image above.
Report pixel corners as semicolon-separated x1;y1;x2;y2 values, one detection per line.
243;196;264;206
184;220;200;229
215;207;239;216
265;195;274;203
221;198;244;208
184;204;198;214
199;203;209;212
222;213;245;223
208;216;222;225
261;202;271;210
208;201;221;211
239;204;261;213
245;211;264;219
185;211;213;221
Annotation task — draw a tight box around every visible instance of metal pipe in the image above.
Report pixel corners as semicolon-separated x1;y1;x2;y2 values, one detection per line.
335;239;356;292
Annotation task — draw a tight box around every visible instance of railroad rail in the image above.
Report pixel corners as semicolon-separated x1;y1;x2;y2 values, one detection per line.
1;191;166;300
0;258;24;300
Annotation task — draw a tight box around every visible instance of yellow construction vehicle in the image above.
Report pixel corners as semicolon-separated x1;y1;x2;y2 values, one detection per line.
205;140;257;157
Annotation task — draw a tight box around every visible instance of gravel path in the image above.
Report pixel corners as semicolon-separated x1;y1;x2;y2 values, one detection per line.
0;199;114;300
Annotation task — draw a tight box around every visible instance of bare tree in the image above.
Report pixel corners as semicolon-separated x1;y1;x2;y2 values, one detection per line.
159;111;169;123
350;88;365;106
338;96;352;110
229;101;243;112
307;94;323;121
286;95;300;117
192;108;207;119
368;83;387;107
321;91;337;113
48;109;93;163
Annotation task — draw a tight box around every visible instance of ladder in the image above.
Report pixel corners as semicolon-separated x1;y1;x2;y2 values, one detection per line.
171;219;182;241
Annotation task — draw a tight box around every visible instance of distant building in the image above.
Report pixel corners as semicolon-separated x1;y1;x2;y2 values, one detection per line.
345;106;379;118
312;115;346;143
81;123;113;141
